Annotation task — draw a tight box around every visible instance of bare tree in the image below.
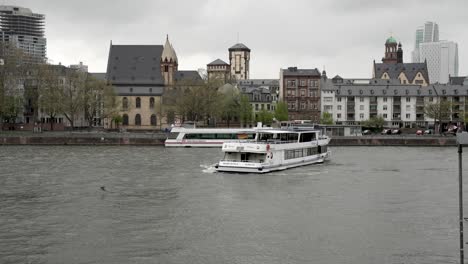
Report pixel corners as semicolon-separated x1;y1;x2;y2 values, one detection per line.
36;64;64;131
424;98;452;134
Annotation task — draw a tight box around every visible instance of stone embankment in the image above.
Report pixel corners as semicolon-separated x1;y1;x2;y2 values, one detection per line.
0;132;457;146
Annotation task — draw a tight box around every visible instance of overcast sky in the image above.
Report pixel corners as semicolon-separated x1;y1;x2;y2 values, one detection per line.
7;0;468;79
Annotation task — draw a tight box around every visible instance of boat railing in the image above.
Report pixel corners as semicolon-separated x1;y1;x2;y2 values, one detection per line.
221;159;264;163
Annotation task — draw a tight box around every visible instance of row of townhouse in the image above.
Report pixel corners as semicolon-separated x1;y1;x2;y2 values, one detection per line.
321;76;468;128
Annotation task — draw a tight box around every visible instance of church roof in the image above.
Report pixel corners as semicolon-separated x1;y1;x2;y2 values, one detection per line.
161;36;178;63
373;62;429;83
386;36;397;44
229;43;250;51
106;44;164;85
207;59;229;66
174;70;203;82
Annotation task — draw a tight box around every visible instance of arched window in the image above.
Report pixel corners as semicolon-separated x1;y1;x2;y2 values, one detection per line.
135;114;141;126
122;114;129;126
122;97;128;109
136;97;141;108
149;97;155;109
151;114;157;126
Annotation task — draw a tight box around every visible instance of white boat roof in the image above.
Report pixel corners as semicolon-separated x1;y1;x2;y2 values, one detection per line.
256;129;319;134
171;127;258;133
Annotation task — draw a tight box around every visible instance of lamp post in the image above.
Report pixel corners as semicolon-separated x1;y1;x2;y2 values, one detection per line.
457;133;468;264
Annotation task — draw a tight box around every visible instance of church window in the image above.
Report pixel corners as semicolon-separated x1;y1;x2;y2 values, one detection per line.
164;65;169;72
122;114;129;125
150;114;157;126
122;97;128;110
136;97;141;108
149;97;155;109
135;114;141;126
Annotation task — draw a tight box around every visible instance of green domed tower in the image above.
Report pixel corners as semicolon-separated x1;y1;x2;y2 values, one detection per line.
382;36;398;64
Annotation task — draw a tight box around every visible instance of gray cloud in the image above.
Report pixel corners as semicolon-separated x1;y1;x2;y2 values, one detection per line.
9;0;468;78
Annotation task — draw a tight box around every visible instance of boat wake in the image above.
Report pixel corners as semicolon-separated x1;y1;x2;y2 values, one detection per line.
200;164;217;173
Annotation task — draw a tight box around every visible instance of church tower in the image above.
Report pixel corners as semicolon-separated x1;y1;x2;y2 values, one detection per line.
229;43;250;80
161;35;178;85
382;36;398;64
396;42;403;63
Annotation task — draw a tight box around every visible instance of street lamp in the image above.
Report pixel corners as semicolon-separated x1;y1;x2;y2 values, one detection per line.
457;133;468;264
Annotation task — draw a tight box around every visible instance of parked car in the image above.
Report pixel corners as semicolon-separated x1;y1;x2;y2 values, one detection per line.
391;129;402;135
416;130;423;135
424;129;433;135
363;129;371;135
381;129;391;135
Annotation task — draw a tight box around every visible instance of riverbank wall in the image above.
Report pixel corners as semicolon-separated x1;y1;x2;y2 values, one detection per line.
0;133;457;146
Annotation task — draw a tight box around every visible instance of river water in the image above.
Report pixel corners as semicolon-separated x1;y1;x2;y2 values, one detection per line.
0;146;465;264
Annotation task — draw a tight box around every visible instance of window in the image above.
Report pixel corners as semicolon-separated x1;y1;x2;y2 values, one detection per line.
383;105;387;111
301;102;306;109
360;97;364;102
383;114;387;118
360;105;364;110
255;104;259;111
309;80;318;87
337;105;342;111
406;114;410;119
324;97;333;103
135;114;141;126
136;97;141;108
429;97;434;102
149;97;155;109
337;97;342;102
406;97;411;102
267;104;270;110
406;105;410;111
309;90;316;97
337;113;341;119
287;80;296;87
300;80;306;86
324;105;333;112
360;113;364;119
164;65;169;72
301;90;305;96
123;114;129;125
383;98;387;102
150;114;157;126
122;97;128;109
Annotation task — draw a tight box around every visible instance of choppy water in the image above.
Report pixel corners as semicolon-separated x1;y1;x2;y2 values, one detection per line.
0;146;465;264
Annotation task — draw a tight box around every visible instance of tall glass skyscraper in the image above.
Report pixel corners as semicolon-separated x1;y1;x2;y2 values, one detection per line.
0;5;46;63
412;21;458;83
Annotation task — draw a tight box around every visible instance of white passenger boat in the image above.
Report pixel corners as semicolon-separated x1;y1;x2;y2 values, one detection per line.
165;127;257;147
215;128;331;173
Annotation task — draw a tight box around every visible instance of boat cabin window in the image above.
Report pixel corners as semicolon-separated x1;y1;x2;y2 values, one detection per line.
167;132;179;139
258;133;274;141
184;133;255;140
278;133;299;143
299;132;317;142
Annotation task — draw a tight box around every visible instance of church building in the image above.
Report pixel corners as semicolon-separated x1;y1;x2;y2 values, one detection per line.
207;43;251;82
105;36;202;130
373;36;430;86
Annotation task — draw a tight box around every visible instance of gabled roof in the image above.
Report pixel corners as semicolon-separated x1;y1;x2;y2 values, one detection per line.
449;76;467;85
373;62;429;83
207;59;229;66
174;70;202;82
106;44;164;85
229;43;250;52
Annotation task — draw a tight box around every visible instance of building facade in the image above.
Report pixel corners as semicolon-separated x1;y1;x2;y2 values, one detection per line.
321;77;468;129
0;5;46;63
279;67;321;121
70;61;88;72
238;79;279;120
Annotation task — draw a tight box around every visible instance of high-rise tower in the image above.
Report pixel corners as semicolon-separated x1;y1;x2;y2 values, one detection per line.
0;5;46;62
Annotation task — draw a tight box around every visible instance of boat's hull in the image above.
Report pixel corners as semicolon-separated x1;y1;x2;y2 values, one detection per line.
216;151;330;173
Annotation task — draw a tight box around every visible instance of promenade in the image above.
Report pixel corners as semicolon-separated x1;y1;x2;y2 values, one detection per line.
0;131;457;146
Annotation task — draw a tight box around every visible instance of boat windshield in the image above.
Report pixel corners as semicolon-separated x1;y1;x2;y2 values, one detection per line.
256;132;299;143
